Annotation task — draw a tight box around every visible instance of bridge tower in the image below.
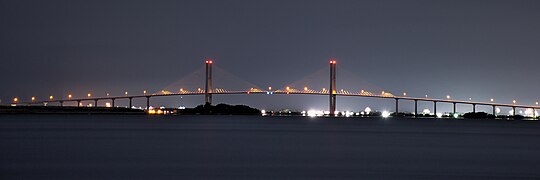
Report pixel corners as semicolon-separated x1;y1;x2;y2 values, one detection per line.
205;59;213;105
329;60;337;116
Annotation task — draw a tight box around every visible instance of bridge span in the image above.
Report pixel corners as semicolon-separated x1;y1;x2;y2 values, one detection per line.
13;60;540;117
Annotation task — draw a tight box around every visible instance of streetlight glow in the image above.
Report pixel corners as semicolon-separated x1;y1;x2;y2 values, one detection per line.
68;94;72;99
31;96;35;101
13;97;18;102
88;93;92;97
49;96;54;100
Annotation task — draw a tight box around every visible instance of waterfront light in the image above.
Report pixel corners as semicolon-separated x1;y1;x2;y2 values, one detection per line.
422;109;431;115
364;107;372;114
436;113;443;118
31;96;35;101
525;108;534;117
453;113;459;118
382;111;391;118
307;110;323;117
49;96;54;100
496;108;501;114
13;97;18;103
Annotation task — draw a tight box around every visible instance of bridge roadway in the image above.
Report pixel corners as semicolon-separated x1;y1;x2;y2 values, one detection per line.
20;90;540;116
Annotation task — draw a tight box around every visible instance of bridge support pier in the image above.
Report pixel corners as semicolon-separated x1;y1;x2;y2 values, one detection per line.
473;104;476;113
111;98;115;108
512;107;516;116
146;96;150;110
329;60;337;116
453;102;457;115
60;101;64;107
129;97;133;108
414;100;418;117
205;59;213;105
434;101;437;116
94;100;98;107
77;100;81;107
395;98;399;114
492;105;496;117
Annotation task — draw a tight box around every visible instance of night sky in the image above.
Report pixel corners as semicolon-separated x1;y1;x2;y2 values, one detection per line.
1;0;539;113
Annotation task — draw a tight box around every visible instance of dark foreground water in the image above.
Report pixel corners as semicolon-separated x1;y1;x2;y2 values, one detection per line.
1;115;539;180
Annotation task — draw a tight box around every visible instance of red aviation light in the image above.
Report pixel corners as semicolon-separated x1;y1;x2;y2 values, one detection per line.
329;60;337;64
205;59;213;64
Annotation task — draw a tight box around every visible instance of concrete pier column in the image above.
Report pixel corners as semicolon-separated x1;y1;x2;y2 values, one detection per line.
111;98;115;108
492;105;496;117
434;101;437;116
395;98;399;114
146;96;150;110
129;97;133;108
473;104;476;113
77;100;81;107
453;102;457;115
414;100;418;117
94;100;98;107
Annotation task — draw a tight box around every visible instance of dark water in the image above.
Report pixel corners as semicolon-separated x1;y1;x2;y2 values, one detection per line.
1;115;539;180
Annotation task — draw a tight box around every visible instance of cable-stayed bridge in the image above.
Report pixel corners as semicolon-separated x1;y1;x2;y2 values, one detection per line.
12;59;540;117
